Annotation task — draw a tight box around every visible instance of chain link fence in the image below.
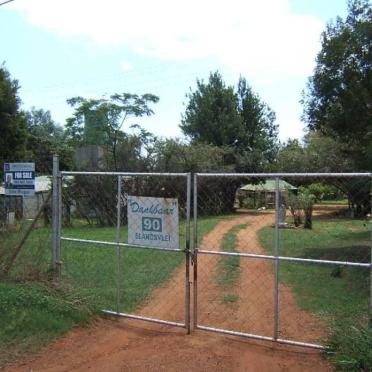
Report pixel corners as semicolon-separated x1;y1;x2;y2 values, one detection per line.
193;173;371;348
59;171;191;329
47;165;371;348
0;171;53;281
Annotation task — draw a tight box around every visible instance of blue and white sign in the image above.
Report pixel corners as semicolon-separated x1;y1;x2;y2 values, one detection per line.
127;196;179;249
3;163;35;196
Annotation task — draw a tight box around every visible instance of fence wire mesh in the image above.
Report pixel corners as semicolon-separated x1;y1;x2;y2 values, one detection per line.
196;253;275;337
194;173;371;347
60;173;189;326
0;179;52;280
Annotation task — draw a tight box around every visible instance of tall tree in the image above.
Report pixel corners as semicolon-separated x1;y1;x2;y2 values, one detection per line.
302;0;372;170
180;71;243;147
0;65;27;174
66;93;159;170
181;72;278;171
236;77;278;170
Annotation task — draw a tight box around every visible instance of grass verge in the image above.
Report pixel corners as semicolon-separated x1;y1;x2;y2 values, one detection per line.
0;281;97;367
217;223;248;288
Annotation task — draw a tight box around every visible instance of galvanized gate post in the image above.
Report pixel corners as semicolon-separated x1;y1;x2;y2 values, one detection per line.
52;155;61;278
185;173;191;333
116;175;122;314
193;173;198;329
274;176;280;339
370;173;372;326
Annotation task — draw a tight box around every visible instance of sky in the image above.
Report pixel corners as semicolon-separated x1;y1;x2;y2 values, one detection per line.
0;0;348;142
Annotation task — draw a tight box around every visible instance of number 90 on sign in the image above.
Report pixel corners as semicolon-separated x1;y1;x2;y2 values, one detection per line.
142;217;162;232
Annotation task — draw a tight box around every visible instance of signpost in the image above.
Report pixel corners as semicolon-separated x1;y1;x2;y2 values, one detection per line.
127;196;179;249
3;163;35;196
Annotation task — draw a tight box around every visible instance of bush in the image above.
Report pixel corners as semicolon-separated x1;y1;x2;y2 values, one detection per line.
300;183;342;202
325;324;372;371
298;191;316;229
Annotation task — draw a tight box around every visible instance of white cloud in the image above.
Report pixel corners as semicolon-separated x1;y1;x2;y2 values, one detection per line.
120;61;133;71
12;0;324;81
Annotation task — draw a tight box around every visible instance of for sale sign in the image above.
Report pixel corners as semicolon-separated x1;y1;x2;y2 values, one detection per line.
3;163;35;196
127;196;179;249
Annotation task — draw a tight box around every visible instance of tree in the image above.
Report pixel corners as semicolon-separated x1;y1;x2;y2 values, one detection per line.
302;0;372;170
25;107;73;173
181;72;278;171
274;139;305;173
152;139;238;215
236;77;278;170
180;71;243;147
274;133;354;173
66;93;159;170
153;138;235;173
0;65;27;175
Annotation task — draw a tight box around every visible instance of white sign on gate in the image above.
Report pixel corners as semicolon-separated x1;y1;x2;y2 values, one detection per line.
127;196;179;249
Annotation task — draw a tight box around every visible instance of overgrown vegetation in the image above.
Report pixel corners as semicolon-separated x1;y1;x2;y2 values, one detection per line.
325;323;372;371
0;282;97;367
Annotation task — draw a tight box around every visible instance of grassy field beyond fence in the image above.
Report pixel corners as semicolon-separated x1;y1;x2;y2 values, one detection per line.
258;217;370;322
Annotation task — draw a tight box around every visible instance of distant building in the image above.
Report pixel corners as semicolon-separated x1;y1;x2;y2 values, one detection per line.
74;145;107;170
84;109;106;145
0;176;51;224
237;180;297;209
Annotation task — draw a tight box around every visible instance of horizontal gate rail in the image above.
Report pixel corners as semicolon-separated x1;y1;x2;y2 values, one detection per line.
61;236;184;253
196;249;371;268
196;172;371;177
103;310;185;328
196;325;324;349
61;171;188;177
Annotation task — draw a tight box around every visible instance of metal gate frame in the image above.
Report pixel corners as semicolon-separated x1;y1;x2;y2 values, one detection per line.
192;172;372;349
52;155;192;333
52;157;372;348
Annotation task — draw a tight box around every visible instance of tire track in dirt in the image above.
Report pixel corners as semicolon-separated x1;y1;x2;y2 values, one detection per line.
5;212;332;372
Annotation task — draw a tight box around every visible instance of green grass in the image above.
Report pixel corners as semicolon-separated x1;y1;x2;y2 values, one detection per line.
61;215;235;312
217;223;248;288
222;293;238;303
258;216;371;370
325;323;372;371
0;214;227;366
259;218;370;320
0;281;96;367
316;199;348;205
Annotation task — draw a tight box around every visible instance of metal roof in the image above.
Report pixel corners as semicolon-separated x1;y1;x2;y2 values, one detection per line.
239;179;297;192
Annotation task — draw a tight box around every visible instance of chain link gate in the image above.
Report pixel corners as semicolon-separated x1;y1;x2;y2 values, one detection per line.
51;160;372;349
192;173;372;349
52;158;191;332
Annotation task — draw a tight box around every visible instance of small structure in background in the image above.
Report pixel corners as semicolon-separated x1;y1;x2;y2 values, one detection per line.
0;176;51;227
237;180;297;210
74;145;107;170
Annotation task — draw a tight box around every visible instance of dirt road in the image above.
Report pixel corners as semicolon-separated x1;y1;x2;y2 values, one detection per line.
6;212;332;371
